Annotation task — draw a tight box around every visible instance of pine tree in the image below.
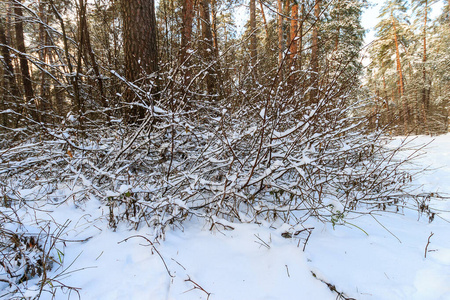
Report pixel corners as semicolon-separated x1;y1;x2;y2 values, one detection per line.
374;0;410;133
412;0;437;133
120;0;158;120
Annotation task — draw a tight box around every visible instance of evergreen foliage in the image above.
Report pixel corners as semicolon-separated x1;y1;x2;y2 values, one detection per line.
366;0;450;134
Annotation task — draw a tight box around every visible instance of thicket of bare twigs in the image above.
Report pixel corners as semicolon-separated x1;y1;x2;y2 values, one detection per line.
0;71;423;235
0;207;81;299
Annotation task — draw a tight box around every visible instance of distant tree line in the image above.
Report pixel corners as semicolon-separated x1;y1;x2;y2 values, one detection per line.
366;0;450;135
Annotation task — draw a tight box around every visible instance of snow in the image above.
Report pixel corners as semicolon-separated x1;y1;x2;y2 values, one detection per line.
3;134;450;299
259;108;266;119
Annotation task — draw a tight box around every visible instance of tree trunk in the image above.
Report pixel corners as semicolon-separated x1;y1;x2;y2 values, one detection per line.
277;0;283;68
13;0;36;120
259;0;269;40
422;0;429;134
250;0;258;79
0;17;19;127
75;0;87;117
289;2;298;68
120;0;158;120
310;0;321;103
334;0;341;50
392;16;408;133
211;0;220;59
38;0;49;119
181;0;194;84
199;0;217;95
79;0;106;109
50;0;80;114
382;74;390;124
298;2;304;73
0;17;19;99
121;0;158;84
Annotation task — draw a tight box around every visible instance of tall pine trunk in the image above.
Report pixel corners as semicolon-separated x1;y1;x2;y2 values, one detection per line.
250;0;258;79
181;0;194;84
277;0;283;68
120;0;158;120
298;2;304;73
38;0;49;120
421;0;429;134
79;0;106;109
392;16;408;133
13;0;36;120
289;2;298;70
0;17;19;127
121;0;158;83
0;18;19;99
211;0;220;59
199;0;217;96
259;0;269;40
310;0;321;103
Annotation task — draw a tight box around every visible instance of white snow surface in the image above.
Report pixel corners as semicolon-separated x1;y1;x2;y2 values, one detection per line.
5;134;450;299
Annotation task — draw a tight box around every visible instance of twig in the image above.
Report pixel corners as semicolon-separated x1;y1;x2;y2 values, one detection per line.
311;271;356;300
55;236;93;243
254;234;270;249
424;232;434;258
171;258;186;271
184;276;211;300
303;228;313;252
370;213;402;243
118;235;174;277
285;265;290;278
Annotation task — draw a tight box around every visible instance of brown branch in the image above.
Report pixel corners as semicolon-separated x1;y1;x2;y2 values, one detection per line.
118;235;174;277
424;232;434;258
184;276;211;299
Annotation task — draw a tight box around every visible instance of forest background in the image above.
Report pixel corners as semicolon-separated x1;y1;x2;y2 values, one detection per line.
1;0;450;134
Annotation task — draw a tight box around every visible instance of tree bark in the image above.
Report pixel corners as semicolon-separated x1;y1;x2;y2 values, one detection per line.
13;0;36;120
0;17;19;99
199;0;217;95
277;0;283;68
211;0;220;59
38;0;49;117
120;0;158;120
121;0;158;84
259;0;269;40
298;2;304;73
0;17;19;127
310;0;321;103
250;0;258;79
380;74;390;124
392;16;408;133
334;0;341;50
289;2;298;68
79;0;106;108
75;0;86;116
181;0;194;83
50;0;80;114
421;0;429;133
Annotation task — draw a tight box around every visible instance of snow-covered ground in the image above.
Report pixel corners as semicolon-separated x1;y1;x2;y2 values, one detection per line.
3;134;450;300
